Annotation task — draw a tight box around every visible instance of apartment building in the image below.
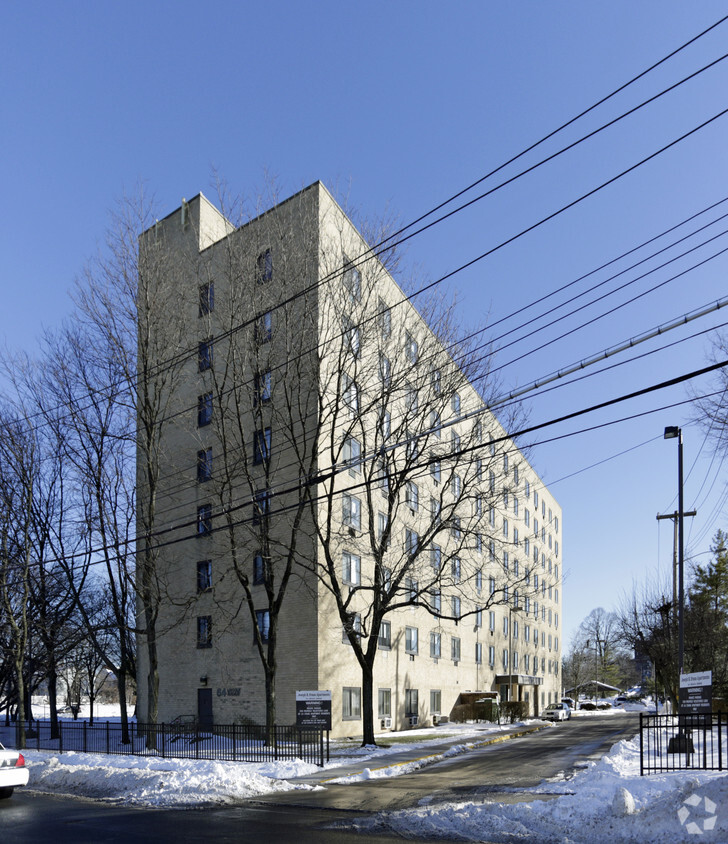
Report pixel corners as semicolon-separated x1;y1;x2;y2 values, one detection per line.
135;182;563;738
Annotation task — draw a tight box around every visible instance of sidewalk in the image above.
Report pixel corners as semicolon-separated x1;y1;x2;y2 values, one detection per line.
288;722;549;785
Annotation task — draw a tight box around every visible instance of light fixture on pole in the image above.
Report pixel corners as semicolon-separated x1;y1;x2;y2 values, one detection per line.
663;426;684;679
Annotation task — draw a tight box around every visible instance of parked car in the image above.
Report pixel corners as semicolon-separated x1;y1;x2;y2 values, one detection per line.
0;743;29;798
540;702;571;721
561;697;577;710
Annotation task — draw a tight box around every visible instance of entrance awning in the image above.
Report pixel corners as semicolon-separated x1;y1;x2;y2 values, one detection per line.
495;674;543;686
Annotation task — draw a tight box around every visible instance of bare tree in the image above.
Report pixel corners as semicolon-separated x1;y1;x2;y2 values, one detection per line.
73;192;190;743
0;415;38;747
36;323;137;742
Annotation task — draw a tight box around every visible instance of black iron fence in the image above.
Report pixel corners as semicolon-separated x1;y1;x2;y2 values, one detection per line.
3;720;329;767
640;712;725;775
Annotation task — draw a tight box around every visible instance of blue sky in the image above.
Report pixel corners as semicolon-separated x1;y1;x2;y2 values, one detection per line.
4;1;728;649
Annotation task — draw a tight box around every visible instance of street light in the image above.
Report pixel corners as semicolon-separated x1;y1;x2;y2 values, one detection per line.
663;426;685;680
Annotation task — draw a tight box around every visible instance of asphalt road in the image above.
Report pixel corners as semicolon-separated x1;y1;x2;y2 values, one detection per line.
0;714;640;843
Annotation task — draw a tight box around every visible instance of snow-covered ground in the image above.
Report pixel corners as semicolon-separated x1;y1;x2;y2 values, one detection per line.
9;701;728;842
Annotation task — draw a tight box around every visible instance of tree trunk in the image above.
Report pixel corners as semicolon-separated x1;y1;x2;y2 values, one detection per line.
117;671;131;744
361;661;375;746
48;663;59;739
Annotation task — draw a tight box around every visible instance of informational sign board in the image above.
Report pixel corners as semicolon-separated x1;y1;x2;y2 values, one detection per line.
296;690;332;729
679;670;712;715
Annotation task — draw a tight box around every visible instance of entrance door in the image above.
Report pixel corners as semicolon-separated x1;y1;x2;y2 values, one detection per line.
197;688;213;728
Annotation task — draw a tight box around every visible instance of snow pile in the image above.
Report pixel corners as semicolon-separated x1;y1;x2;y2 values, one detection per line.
23;750;317;807
353;735;728;843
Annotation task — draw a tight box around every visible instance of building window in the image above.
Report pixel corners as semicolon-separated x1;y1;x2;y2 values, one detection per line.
451;430;461;453
405;688;419;718
513;497;519;517
255;609;270;643
198;338;213;371
253;489;270;526
342;494;362;531
342;687;361;720
378;512;389;547
196;560;212;592
534;491;539;509
343;258;361;304
404;331;418;364
255;371;272;405
525;480;531;498
406;383;418;414
197;448;212;483
430;544;442;571
489;577;496;596
430;631;441;659
430;457;441;483
475;607;482;628
476;458;483;481
405;529;419;558
503;452;509;475
554;516;559;534
513;527;519;546
430;690;442;715
475;642;483;664
429;410;442;438
256;311;273;343
476;569;483;592
196;615;212;648
379;299;391;339
378;688;391;717
342;374;359;415
253;553;265;585
503;518;509;538
342;612;361;643
197;504;212;536
406;576;418;603
254;427;271;465
343;315;361;359
430;589;441;613
451;637;461;662
256;248;273;284
405;626;419;654
379;354;391;387
342;551;361;586
199;282;214;316
431;368;441;395
406;481;419;512
451;517;461;540
514;464;519;485
451;596;461;622
489;610;496;631
198;392;213;427
451;556;461;582
378;620;391;649
430;497;441;525
489;645;495;667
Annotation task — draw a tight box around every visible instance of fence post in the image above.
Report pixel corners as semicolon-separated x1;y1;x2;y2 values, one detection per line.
83;721;87;753
106;721;110;755
639;712;644;776
719;712;723;772
59;719;63;754
161;724;165;759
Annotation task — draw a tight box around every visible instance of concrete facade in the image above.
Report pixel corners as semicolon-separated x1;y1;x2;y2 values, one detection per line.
136;182;563;738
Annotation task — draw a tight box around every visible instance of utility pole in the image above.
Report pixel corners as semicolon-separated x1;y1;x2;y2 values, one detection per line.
656;509;696;611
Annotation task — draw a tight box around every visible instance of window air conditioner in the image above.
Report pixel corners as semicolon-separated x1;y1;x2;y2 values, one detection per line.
348;527;357;537
409;716;419;726
382;717;392;729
